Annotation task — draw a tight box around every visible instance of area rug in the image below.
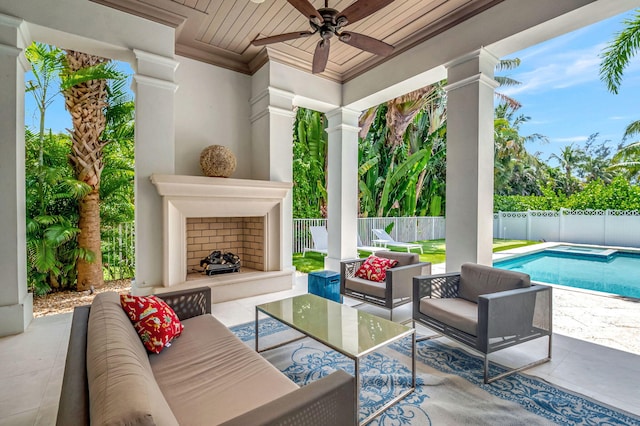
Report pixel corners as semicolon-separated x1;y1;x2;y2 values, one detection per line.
230;319;640;426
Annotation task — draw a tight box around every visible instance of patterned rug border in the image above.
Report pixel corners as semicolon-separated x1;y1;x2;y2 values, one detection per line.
230;319;640;426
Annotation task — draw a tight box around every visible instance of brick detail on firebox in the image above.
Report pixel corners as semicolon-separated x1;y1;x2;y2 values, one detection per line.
186;217;264;272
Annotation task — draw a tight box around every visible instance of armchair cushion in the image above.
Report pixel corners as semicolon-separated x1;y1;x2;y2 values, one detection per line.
459;263;530;303
355;255;398;282
345;276;386;299
420;298;478;336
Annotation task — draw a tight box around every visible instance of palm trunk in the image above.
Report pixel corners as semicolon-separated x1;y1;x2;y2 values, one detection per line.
63;50;109;291
76;189;103;290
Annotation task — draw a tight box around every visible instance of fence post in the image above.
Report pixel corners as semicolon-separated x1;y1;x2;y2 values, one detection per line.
497;211;503;239
432;217;435;241
526;210;531;241
559;208;565;242
604;209;609;246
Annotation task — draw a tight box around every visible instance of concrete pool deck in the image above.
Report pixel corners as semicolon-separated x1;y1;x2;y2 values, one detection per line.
492;242;640;355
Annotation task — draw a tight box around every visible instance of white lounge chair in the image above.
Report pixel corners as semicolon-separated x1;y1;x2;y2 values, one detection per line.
357;235;390;254
371;228;424;254
304;226;389;256
303;226;328;256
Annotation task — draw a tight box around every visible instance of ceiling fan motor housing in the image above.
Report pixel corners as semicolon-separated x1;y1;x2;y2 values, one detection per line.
311;7;347;39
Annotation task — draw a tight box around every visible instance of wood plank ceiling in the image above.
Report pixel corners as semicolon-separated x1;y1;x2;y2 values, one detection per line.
91;0;504;82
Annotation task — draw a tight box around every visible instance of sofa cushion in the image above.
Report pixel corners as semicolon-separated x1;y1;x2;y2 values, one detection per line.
149;314;299;425
345;276;387;298
355;255;398;282
87;292;179;426
120;294;184;354
458;263;531;303
377;251;419;267
420;297;479;336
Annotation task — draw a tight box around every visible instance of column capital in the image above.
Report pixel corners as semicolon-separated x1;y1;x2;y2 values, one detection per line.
250;86;295;110
133;49;178;82
444;73;500;93
326;107;361;135
0;43;30;72
326;107;361;124
444;47;500;72
249;86;294;123
445;48;499;93
132;74;178;92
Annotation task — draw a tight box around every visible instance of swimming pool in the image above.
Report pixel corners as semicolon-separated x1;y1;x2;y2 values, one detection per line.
493;246;640;299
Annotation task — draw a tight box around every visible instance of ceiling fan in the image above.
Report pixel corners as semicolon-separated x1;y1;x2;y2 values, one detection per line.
252;0;395;74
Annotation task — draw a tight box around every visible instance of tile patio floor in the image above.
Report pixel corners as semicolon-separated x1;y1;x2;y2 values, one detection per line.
1;258;639;424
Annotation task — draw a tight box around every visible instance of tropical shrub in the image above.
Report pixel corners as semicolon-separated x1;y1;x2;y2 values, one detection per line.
494;176;640;212
292;108;327;218
25;129;92;295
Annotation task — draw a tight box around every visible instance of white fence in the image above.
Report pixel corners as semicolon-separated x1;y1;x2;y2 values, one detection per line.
292;217;446;254
494;209;640;248
294;210;640;253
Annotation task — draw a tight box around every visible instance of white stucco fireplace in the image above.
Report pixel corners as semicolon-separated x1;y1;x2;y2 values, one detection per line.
151;174;294;302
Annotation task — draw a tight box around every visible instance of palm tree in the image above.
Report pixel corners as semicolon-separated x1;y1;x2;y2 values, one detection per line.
600;10;640;179
61;50;115;291
599;9;640;95
611;140;640;182
493;103;548;195
549;144;585;195
25;43;65;214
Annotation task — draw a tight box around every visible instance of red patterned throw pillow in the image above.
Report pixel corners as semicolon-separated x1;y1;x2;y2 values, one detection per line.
355;256;399;282
120;294;184;354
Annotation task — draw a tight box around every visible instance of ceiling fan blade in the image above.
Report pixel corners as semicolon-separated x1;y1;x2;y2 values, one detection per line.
287;0;323;21
338;0;394;25
252;31;314;46
339;32;394;56
312;39;330;74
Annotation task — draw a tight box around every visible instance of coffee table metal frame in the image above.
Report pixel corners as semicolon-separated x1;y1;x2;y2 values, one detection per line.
255;294;416;426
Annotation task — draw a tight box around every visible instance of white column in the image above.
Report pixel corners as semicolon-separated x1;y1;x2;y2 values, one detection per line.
0;15;32;336
324;108;360;272
444;49;499;272
250;87;295;272
131;50;178;293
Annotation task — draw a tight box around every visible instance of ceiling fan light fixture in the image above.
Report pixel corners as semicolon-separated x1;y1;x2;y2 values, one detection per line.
250;0;265;4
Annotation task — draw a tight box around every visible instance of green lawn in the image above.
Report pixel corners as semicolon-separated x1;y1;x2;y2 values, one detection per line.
292;239;540;273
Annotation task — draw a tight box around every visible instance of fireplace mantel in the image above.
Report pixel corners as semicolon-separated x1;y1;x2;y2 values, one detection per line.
151;174;291;200
151;174;292;217
150;174;292;289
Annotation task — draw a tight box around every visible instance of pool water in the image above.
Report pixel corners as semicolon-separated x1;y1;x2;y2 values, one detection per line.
494;249;640;299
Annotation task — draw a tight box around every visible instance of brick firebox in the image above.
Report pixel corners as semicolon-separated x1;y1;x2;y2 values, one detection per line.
186;217;264;272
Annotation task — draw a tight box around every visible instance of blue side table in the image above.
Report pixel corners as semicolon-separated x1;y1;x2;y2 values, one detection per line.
308;270;342;303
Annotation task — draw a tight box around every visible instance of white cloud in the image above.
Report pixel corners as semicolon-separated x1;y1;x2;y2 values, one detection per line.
551;136;590;143
501;44;607;96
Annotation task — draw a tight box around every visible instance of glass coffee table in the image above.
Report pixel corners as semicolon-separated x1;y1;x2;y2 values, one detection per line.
256;293;415;425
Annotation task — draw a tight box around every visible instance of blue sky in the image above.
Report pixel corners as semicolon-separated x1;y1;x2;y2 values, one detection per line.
499;9;640;164
25;9;639;166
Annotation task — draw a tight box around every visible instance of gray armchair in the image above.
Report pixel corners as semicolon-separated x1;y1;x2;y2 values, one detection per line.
413;263;552;383
341;251;431;321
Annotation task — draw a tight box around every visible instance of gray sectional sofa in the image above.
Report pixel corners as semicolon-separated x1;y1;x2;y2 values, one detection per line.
56;287;356;425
